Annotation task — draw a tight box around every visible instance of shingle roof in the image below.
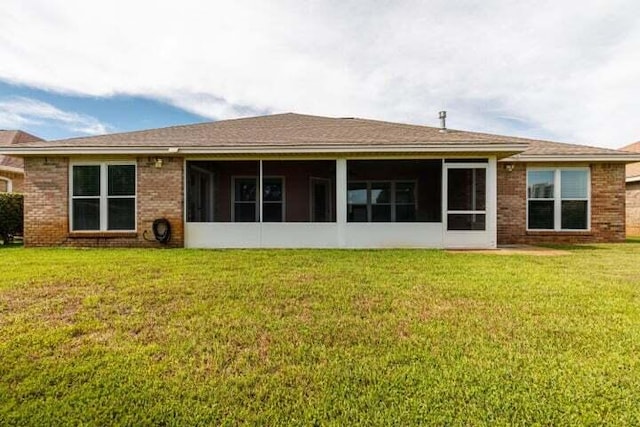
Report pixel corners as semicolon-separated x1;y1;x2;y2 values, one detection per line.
0;130;43;172
0;113;636;162
0;113;528;147
621;141;640;179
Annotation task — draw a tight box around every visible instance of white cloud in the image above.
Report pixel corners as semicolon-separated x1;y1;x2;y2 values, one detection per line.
0;0;639;147
0;96;109;135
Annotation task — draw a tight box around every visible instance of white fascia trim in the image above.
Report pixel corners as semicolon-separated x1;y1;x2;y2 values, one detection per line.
0;147;181;155
0;143;528;156
501;154;640;163
0;165;24;174
626;176;640;183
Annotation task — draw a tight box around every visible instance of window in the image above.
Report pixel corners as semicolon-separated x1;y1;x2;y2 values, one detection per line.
71;163;136;231
347;181;417;222
0;178;10;193
232;176;284;222
527;168;589;230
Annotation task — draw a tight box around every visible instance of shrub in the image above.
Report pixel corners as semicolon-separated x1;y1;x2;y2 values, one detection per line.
0;193;23;244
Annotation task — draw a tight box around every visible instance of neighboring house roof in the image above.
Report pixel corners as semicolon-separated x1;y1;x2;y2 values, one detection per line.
0;130;43;173
621;141;640;182
0;113;638;162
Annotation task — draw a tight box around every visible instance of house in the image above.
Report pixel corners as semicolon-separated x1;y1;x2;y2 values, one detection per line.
622;141;640;236
0;113;638;249
0;131;43;193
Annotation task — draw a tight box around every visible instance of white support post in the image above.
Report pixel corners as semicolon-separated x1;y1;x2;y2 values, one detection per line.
259;160;263;223
336;158;347;247
487;156;497;248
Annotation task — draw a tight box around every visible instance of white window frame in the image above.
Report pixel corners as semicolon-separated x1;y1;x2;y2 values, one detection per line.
0;177;12;193
69;161;137;232
526;166;591;231
231;175;285;222
347;180;418;222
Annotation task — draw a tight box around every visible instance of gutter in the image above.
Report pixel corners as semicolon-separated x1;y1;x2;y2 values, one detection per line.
499;154;640;163
0;142;529;156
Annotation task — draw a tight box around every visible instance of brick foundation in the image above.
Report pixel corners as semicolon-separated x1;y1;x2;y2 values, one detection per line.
24;156;184;247
497;162;626;244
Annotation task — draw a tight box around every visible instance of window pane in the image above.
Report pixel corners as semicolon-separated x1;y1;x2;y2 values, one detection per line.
562;200;588;229
448;169;469;210
447;214;486;230
73;199;100;230
371;182;391;204
108;165;136;196
263;203;282;222
73;166;100;196
528;200;554;229
108;198;135;230
348;183;367;204
0;180;7;192
561;170;588;199
448;168;485;211
371;204;391;222
347;205;367;222
235;179;256;202
528;171;554;199
234;203;256;222
396;182;415;204
263;178;283;202
396;205;416;222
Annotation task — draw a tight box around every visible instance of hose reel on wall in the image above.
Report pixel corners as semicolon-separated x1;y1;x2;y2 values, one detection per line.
143;218;171;244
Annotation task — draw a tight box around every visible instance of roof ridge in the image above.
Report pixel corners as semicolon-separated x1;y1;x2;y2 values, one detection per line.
44;112;312;144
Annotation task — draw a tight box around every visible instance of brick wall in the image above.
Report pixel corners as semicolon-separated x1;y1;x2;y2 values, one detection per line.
0;171;24;192
23;157;69;246
626;181;640;236
497;162;626;244
24;156;184;247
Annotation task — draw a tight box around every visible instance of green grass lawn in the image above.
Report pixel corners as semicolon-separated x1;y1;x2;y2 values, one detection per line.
1;244;639;425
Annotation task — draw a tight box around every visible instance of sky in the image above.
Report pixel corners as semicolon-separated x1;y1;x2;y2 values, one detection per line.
0;0;639;148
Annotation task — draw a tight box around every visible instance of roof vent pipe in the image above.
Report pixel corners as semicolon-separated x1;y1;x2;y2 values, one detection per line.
438;111;447;133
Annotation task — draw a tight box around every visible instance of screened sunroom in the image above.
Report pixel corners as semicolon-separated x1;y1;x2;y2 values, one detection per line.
184;158;496;248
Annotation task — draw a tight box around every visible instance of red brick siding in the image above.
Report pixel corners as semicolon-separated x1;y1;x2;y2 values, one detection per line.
24;157;184;247
497;162;626;244
23;157;69;246
136;157;184;247
496;163;527;245
626;181;640;236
